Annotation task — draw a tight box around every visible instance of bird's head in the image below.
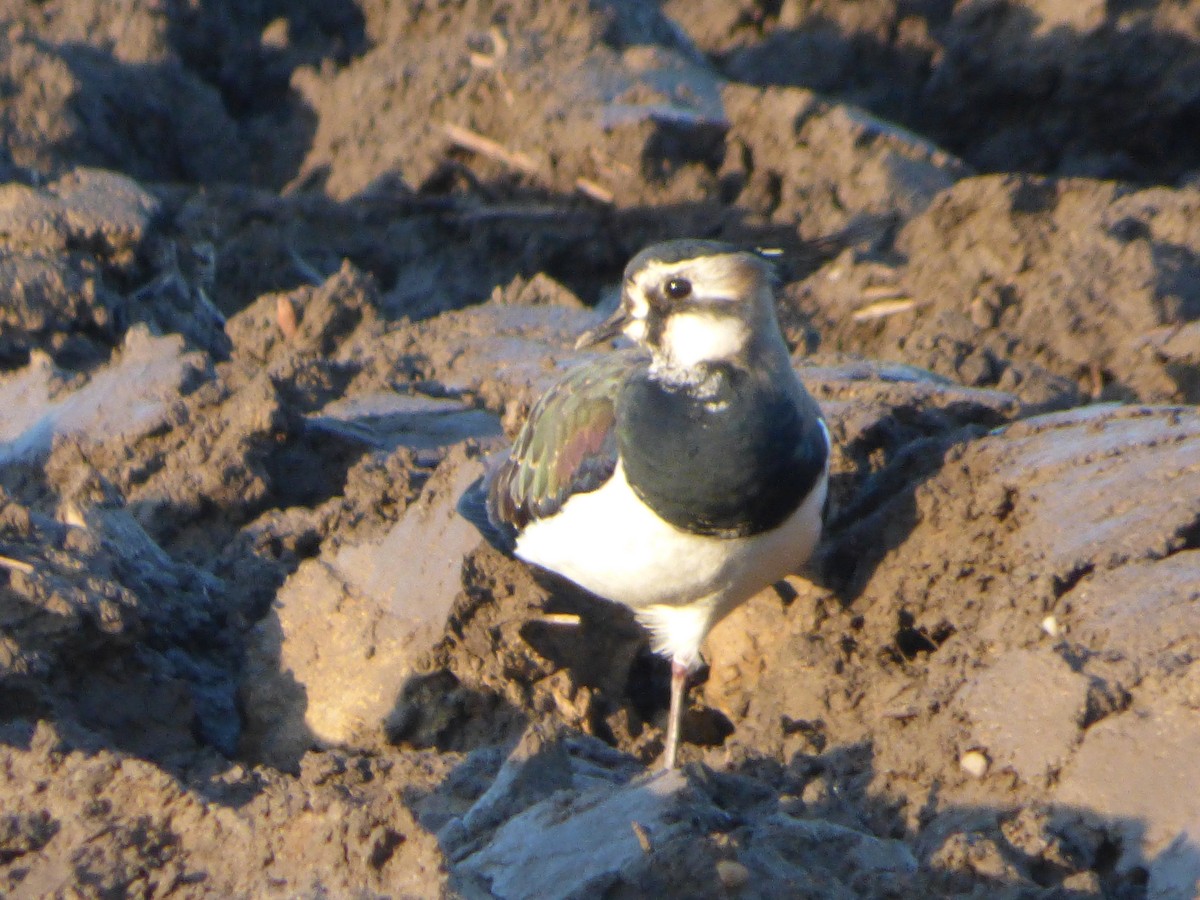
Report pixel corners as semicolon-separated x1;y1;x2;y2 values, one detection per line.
576;240;783;372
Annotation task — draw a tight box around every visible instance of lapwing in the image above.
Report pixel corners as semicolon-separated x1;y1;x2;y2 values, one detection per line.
459;239;830;769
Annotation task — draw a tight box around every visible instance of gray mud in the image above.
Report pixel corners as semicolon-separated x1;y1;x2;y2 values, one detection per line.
1;2;1199;898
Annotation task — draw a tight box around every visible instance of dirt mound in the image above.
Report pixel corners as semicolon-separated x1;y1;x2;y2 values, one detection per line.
0;1;1199;897
797;175;1200;407
670;0;1200;183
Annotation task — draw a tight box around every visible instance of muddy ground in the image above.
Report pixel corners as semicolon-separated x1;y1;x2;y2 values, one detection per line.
1;1;1199;897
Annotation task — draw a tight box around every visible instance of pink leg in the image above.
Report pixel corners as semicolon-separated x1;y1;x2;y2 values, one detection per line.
663;658;688;770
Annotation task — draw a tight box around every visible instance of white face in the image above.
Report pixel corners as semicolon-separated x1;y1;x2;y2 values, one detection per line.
621;255;754;366
623;286;650;343
659;311;749;367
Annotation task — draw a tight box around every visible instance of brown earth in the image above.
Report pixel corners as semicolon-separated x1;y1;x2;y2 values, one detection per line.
1;1;1199;898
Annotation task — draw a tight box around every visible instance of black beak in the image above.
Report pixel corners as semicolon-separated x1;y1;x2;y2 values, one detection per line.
574;303;631;350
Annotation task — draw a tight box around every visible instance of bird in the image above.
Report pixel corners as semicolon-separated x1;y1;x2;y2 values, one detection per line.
459;239;830;769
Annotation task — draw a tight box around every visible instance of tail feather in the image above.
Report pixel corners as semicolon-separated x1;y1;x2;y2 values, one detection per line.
456;473;517;555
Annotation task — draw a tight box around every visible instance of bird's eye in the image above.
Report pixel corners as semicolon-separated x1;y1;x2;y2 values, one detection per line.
664;278;692;300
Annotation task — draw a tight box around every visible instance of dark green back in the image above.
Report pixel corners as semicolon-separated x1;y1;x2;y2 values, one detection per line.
479;350;642;547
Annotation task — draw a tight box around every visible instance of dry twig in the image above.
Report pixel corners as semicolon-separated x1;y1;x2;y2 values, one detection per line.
532;613;582;627
860;285;909;301
441;123;539;176
574;178;614;204
631;821;652;853
0;554;35;574
850;297;922;322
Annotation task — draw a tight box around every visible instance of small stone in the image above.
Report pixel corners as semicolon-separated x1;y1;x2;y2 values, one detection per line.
1041;615;1062;637
960;750;990;778
958;648;1089;781
800;776;829;806
261;17;290;50
1061;870;1102;893
969;294;997;328
716;859;750;891
276;295;298;340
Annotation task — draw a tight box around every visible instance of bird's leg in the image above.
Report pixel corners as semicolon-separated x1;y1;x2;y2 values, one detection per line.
663;658;689;770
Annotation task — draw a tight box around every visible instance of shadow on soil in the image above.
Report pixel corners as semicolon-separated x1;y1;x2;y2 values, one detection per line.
713;2;1200;183
400;726;1190;896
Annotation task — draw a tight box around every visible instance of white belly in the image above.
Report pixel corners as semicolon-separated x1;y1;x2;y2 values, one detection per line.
514;448;828;663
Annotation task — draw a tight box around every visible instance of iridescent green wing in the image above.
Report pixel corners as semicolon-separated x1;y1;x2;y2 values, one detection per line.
487;350;641;537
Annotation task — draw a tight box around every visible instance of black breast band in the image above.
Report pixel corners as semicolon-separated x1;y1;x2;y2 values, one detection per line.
616;367;827;537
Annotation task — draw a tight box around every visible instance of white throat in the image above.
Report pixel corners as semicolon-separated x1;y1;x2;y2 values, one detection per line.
658;312;748;369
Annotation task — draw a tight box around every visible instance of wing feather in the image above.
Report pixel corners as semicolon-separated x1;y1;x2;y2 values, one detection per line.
485;351;638;542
